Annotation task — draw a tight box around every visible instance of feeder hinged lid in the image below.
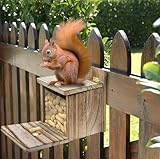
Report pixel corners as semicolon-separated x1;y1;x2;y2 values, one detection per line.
37;75;103;95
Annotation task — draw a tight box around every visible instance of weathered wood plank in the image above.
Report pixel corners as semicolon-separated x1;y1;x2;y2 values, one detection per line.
22;122;52;144
0;44;53;76
104;70;160;126
0;62;7;159
10;22;17;45
104;141;139;159
38;24;51;159
2;21;9;43
35;121;68;141
39;23;50;51
87;67;106;159
1;124;61;152
19;69;29;123
86;88;104;136
18;23;29;158
4;63;14;159
28;22;40;159
29;73;40;121
18;22;27;47
10;22;21;159
0;22;2;42
19;68;29;159
28;23;38;50
109;30;131;159
54;144;64;159
37;75;103;96
68;140;80;159
8;124;43;148
87;27;104;67
11;66;21;159
87;133;103;159
28;122;60;142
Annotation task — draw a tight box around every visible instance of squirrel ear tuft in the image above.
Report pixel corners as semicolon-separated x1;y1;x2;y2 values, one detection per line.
50;39;57;49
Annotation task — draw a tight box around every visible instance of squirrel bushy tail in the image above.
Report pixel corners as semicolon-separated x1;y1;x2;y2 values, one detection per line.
54;19;91;79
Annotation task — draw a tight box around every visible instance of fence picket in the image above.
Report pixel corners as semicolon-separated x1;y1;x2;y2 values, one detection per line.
10;22;17;45
4;63;14;159
109;30;131;159
28;23;38;50
87;28;104;68
87;133;103;159
39;25;51;159
86;27;105;159
39;23;50;51
0;61;7;159
0;22;2;42
2;22;14;159
139;33;160;159
69;140;80;159
28;23;40;159
18;22;29;159
54;145;64;159
19;22;27;47
10;22;21;159
2;21;9;43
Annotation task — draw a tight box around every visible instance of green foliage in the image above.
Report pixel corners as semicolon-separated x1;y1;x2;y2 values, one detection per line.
146;136;160;148
0;0;102;37
0;0;111;65
143;61;160;82
102;37;112;66
95;0;160;48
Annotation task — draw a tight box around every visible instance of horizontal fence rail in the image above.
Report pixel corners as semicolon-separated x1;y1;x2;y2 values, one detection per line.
0;21;160;159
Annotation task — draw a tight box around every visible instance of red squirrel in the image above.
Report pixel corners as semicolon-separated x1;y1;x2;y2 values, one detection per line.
41;19;91;86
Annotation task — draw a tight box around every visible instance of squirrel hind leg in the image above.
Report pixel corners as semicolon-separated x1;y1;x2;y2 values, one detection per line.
62;62;79;84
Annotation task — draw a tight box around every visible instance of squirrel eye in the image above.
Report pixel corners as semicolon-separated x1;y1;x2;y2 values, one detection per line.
46;49;51;54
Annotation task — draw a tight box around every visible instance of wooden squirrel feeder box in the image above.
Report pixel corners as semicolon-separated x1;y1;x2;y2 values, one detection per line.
1;75;104;152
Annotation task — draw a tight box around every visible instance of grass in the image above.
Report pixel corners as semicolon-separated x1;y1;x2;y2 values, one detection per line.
104;49;142;146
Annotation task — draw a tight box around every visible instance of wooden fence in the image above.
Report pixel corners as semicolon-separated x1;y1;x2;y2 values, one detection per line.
0;21;160;159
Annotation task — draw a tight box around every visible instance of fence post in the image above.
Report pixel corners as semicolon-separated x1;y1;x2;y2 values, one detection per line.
139;33;160;159
86;27;104;159
109;30;131;159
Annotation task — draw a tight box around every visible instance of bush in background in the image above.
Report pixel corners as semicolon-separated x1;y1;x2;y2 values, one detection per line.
95;0;160;48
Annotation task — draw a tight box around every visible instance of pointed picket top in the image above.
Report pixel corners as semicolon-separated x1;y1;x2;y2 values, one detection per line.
10;22;18;45
141;33;160;77
18;22;27;47
39;23;50;51
0;22;2;42
28;23;38;49
2;21;9;43
110;30;131;75
87;27;104;68
52;25;59;39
